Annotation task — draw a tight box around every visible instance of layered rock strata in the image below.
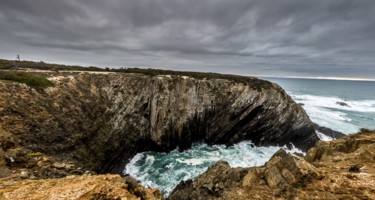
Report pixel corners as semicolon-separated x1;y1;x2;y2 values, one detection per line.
0;71;318;176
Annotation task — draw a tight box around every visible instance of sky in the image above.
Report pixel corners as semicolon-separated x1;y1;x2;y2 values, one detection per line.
1;0;375;78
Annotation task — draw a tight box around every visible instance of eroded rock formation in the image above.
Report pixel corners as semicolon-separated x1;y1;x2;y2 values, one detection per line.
169;132;375;200
0;71;318;175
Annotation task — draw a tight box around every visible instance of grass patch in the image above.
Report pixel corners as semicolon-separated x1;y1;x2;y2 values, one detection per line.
0;71;54;87
28;152;43;157
114;67;274;89
115;67;252;81
0;58;274;89
0;59;105;71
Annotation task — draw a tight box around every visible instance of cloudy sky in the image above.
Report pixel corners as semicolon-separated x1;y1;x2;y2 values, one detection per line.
1;0;374;78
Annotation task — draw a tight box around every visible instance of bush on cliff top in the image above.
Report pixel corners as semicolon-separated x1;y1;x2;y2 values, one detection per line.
0;58;274;89
0;71;54;87
0;59;104;71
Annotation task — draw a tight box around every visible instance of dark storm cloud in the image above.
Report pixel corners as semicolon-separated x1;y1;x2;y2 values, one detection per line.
1;0;374;78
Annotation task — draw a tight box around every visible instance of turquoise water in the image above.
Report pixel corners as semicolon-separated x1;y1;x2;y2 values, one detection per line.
124;142;303;196
124;78;375;196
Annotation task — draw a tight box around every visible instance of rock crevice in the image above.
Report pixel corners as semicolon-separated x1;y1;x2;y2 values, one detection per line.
0;72;318;175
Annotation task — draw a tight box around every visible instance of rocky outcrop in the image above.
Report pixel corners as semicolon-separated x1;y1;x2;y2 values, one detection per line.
169;149;321;200
169;132;375;200
0;70;318;176
0;174;163;200
314;123;346;139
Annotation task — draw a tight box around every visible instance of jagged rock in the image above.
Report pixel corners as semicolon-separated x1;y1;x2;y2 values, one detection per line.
264;149;320;189
314;123;346;139
242;168;264;187
169;160;248;200
0;71;318;174
170;133;375;200
170;149;320;199
305;132;375;162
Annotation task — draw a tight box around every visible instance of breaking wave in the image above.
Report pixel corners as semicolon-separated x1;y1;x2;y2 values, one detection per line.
292;94;375;134
124;141;303;196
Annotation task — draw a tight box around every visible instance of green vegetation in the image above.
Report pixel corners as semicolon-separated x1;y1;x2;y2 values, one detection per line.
0;71;54;87
115;67;254;82
114;68;275;89
0;59;105;71
0;59;255;82
0;58;274;88
28;152;43;157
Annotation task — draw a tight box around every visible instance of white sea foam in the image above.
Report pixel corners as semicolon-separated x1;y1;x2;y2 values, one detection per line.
146;155;155;162
176;158;205;165
123;90;375;197
124;141;304;197
291;94;375;134
293;94;375;113
316;131;334;141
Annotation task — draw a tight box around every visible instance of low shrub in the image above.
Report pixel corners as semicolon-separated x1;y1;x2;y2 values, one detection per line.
0;71;54;87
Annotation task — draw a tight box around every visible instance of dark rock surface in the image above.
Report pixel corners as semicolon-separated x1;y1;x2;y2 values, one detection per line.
336;101;350;107
0;71;318;175
314;123;346;139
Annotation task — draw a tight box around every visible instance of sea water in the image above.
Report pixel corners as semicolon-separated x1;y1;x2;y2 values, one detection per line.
124;78;375;196
124;142;303;196
264;78;375;134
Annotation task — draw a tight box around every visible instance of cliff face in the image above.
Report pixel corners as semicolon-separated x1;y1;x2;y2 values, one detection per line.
169;132;375;200
0;71;318;175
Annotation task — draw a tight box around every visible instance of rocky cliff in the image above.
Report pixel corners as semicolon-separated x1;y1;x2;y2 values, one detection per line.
169;131;375;200
0;70;317;177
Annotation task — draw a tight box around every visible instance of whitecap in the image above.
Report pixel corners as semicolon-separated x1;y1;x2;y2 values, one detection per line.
291;94;375;134
316;131;334;141
123;153;144;175
294;94;375;113
124;141;305;197
176;158;205;165
146;155;155;162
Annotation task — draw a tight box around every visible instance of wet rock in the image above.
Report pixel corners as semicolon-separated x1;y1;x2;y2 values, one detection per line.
336;101;350;107
314;123;346;139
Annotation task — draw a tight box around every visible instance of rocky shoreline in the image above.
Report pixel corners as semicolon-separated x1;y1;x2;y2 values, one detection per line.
169;131;375;200
0;69;318;175
1;67;371;199
1;130;373;199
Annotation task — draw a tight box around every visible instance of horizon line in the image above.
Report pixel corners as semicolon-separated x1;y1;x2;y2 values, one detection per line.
258;75;375;82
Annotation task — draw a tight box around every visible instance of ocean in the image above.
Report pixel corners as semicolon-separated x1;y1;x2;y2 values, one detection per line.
265;77;375;134
124;78;375;196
